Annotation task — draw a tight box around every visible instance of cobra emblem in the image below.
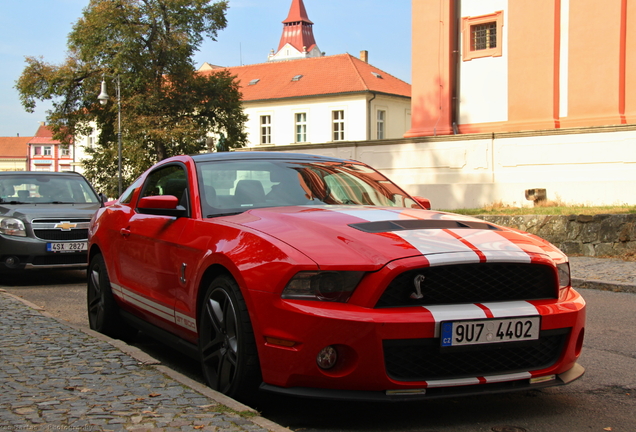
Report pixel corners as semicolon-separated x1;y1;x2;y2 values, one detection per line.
410;274;425;299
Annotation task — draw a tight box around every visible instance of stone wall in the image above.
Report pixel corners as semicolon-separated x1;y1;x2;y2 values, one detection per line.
475;214;636;257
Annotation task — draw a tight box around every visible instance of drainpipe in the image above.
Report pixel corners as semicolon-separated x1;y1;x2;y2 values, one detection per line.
368;92;377;140
451;0;461;134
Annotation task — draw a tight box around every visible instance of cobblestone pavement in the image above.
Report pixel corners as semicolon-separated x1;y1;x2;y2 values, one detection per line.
1;257;634;431
0;291;289;432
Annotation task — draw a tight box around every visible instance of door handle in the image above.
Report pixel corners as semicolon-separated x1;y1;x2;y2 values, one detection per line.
120;227;131;237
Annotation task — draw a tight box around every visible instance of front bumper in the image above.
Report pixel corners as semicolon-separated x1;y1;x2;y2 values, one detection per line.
0;234;87;271
260;362;585;401
251;287;586;395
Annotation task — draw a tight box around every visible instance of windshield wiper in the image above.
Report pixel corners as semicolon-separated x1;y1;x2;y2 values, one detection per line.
206;211;245;218
0;200;27;204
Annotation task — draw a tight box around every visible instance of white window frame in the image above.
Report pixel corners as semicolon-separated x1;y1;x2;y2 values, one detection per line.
295;112;307;143
376;109;386;140
332;110;345;141
260;115;272;145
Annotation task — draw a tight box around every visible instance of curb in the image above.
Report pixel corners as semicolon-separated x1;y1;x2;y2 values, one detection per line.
571;278;636;294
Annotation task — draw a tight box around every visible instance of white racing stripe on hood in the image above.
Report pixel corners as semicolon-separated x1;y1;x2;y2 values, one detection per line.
447;229;532;263
335;208;414;221
395;230;481;264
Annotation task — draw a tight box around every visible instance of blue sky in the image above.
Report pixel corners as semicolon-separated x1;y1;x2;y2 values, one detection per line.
0;0;412;138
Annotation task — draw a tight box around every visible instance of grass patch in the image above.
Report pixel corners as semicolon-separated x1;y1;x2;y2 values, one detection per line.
443;200;636;216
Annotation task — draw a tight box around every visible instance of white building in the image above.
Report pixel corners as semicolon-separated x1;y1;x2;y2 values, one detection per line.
199;0;411;148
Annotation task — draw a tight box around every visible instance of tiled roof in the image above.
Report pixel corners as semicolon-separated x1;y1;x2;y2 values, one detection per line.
0;137;31;158
27;124;72;144
201;54;411;102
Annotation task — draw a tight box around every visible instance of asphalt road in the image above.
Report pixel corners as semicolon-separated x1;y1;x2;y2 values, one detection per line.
2;270;635;432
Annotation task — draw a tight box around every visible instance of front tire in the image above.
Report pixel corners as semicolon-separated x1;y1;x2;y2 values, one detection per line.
87;253;135;340
199;275;261;401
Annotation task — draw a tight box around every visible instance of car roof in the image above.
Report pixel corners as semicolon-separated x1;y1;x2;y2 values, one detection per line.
190;151;356;164
0;171;86;177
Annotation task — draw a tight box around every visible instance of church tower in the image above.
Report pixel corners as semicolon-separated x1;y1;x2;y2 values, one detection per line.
268;0;323;61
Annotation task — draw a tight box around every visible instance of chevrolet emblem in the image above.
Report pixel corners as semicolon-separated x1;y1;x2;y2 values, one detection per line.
55;222;77;231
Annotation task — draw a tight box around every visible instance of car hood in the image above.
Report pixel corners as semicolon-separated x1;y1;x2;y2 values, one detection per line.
223;206;564;269
0;203;100;222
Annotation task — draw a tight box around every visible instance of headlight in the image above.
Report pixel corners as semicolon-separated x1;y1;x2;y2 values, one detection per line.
0;217;26;237
282;271;365;302
557;262;571;288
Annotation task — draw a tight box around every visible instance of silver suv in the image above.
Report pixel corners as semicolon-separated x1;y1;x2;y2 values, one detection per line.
0;171;103;272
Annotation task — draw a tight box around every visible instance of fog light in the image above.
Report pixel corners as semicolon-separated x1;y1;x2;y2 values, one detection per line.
316;346;337;370
4;256;19;268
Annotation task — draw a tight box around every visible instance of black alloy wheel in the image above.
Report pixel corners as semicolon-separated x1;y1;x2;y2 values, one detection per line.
87;253;134;339
199;275;260;401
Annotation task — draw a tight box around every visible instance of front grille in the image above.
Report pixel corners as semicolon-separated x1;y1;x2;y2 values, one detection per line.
33;254;87;266
383;329;568;381
31;219;91;241
33;229;89;241
376;263;557;308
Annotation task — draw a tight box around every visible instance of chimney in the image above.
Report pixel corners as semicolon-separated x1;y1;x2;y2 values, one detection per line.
360;50;369;63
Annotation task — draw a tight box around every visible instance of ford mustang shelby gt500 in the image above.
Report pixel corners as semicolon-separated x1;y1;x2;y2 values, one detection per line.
87;152;585;402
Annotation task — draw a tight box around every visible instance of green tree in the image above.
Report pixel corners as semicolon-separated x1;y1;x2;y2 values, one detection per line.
16;0;247;196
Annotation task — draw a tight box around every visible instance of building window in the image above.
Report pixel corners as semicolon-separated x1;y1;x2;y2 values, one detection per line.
376;110;386;140
260;115;271;145
332;110;345;141
295;113;307;143
33;146;41;156
462;11;503;61
61;146;71;157
43;146;52;156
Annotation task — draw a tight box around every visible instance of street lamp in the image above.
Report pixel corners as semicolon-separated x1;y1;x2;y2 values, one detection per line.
97;76;122;197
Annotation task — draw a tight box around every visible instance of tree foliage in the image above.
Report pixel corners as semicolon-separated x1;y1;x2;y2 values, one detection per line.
16;0;247;196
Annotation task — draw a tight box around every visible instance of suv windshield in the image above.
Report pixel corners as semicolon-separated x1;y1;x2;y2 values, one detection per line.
196;159;418;217
0;174;99;204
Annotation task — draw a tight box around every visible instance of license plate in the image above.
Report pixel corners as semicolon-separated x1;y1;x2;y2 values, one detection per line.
46;242;88;253
441;316;540;347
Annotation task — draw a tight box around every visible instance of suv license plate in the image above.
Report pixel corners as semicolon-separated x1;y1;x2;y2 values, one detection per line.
46;242;88;253
441;316;540;347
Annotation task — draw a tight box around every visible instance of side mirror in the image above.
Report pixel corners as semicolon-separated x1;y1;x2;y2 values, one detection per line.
413;196;431;210
137;195;187;217
98;192;108;205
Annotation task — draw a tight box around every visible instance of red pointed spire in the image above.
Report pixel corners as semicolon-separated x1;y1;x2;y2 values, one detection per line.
283;0;313;24
277;0;317;53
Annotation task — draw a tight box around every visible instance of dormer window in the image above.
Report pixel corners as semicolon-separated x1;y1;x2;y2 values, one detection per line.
292;74;303;82
249;79;260;85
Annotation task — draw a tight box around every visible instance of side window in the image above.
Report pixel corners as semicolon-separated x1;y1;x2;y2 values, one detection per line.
140;164;189;212
119;177;143;204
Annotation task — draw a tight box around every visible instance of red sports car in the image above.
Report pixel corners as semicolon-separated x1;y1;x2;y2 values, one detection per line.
87;152;585;402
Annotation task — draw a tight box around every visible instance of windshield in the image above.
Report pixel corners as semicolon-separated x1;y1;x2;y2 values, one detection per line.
196;159;419;217
0;174;100;204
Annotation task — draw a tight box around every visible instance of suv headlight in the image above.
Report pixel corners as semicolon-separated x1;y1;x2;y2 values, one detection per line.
0;217;26;237
282;271;365;303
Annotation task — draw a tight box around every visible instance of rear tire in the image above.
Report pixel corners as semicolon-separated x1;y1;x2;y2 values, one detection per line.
87;253;136;340
199;275;261;402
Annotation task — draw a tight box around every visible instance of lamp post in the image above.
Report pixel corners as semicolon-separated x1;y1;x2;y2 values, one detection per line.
97;76;122;197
